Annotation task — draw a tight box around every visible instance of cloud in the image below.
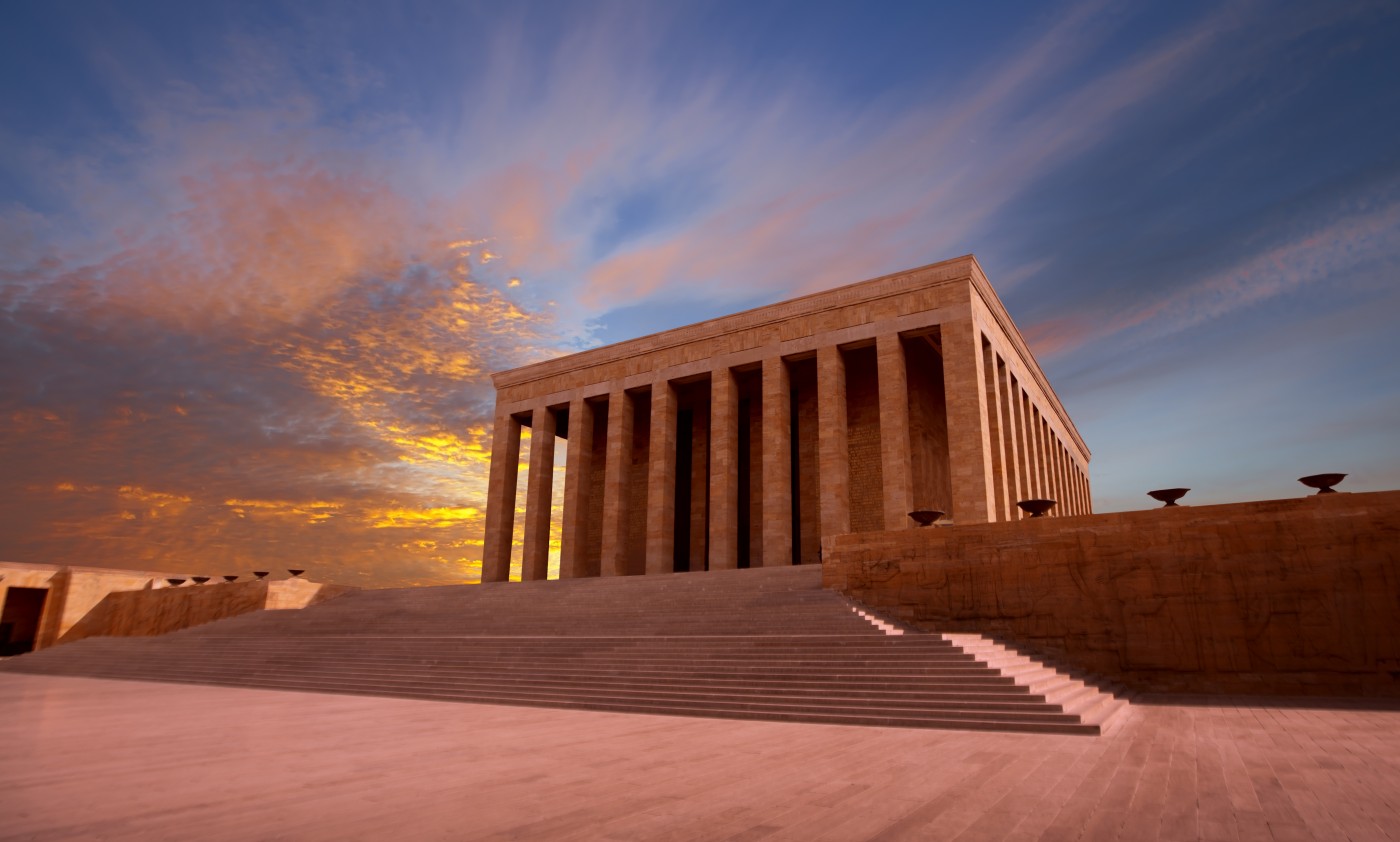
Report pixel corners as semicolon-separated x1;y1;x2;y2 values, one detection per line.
540;1;1255;317
0;75;555;585
1022;196;1400;359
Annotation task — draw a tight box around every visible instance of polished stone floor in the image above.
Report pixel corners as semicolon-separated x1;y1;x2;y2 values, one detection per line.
1;674;1396;841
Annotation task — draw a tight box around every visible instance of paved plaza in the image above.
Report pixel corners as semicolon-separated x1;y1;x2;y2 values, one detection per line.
2;674;1396;841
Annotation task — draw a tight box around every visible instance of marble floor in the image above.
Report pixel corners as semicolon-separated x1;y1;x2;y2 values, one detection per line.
1;674;1397;841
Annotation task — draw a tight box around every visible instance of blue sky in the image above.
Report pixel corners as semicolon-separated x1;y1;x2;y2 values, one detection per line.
2;1;1398;585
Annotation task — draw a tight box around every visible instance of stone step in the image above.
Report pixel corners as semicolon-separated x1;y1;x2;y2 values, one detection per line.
20;654;1033;687
112;642;978;660
163;636;957;650
15;665;1040;701
30;670;1099;734
27;664;1062;709
0;565;1127;735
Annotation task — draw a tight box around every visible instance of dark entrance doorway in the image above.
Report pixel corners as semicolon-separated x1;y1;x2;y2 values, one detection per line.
0;587;48;655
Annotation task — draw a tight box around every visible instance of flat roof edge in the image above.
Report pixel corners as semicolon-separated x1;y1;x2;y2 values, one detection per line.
492;255;979;389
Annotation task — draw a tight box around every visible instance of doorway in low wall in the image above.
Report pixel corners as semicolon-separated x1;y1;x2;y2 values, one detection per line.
0;587;49;655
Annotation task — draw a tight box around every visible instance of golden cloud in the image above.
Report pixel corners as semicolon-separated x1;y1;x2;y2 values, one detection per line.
222;499;343;523
368;506;482;529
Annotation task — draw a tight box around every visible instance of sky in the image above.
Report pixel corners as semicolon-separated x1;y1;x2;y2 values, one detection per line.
2;0;1398;588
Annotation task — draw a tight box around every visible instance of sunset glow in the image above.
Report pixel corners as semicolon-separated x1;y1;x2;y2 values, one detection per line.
2;2;1397;587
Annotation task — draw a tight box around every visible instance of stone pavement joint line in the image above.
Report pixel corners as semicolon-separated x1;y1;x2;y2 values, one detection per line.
0;565;1127;735
1;675;1397;841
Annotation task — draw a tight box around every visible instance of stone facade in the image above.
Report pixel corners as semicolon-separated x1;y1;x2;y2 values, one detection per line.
481;255;1091;581
0;562;349;652
822;491;1400;697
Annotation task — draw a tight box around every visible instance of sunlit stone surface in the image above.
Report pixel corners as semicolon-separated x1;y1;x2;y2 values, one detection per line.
481;255;1092;582
2;674;1397;841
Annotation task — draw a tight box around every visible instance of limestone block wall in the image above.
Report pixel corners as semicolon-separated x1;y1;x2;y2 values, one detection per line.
823;491;1400;697
38;569;155;647
59;579;355;645
0;564;164;649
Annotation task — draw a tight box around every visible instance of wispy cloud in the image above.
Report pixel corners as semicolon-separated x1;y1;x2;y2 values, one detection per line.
1023;196;1400;359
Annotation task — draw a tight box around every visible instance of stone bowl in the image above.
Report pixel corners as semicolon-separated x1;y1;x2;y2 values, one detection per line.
253;571;269;580
191;576;211;585
223;575;239;582
165;578;186;587
288;569;305;577
1017;499;1057;518
908;510;945;527
1147;488;1190;507
1298;473;1346;494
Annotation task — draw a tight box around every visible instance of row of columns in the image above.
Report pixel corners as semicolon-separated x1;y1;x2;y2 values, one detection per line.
980;339;1091;521
483;344;897;582
481;327;1090;582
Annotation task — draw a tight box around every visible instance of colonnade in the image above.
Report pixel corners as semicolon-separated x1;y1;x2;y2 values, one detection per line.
979;338;1091;523
480;321;1091;583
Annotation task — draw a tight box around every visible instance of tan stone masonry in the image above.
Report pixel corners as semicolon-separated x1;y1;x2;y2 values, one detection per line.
482;255;1090;578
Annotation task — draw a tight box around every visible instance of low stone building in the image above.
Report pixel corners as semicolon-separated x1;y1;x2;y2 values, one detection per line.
481;254;1090;581
0;562;347;653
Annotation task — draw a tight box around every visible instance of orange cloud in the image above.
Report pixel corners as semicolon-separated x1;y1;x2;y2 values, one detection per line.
223;499;343;524
368;506;482;529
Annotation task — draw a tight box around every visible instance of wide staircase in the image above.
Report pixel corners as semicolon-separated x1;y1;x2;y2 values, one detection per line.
0;565;1128;734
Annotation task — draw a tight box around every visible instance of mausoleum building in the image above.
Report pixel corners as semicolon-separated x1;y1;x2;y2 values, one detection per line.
481;254;1090;582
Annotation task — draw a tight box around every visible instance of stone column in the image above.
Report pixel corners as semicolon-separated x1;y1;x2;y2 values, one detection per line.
816;344;850;538
876;333;914;531
1056;444;1070;515
1039;416;1053;508
599;389;634;577
761;355;792;566
1017;388;1036;503
559;397;593;578
521;405;556;581
998;364;1024;516
982;342;1009;522
1043;419;1055;507
1069;463;1080;515
481;408;522;583
708;367;739;570
645;379;678;575
1055;445;1069;515
1076;459;1087;514
940;319;996;524
1031;407;1046;500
